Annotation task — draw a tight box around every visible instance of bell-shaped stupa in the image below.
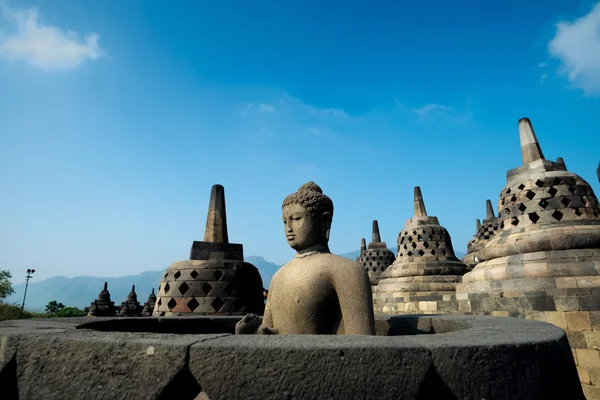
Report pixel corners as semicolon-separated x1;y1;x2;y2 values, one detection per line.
358;221;396;286
86;282;117;317
119;285;143;317
141;288;157;316
153;184;264;316
462;200;500;269
458;118;600;297
373;187;467;313
356;238;367;262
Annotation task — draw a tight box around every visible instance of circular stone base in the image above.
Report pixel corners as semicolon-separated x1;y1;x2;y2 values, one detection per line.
0;315;584;400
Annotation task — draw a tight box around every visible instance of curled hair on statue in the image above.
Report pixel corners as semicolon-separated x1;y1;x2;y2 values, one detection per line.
282;181;334;217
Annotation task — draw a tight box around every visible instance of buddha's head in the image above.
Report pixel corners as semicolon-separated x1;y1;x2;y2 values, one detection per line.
282;182;334;252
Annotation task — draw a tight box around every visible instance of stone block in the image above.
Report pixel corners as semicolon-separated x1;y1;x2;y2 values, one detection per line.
578;366;591;384
585;331;600;350
577;349;600;368
590;368;600;386
555;295;581;312
567;312;592;331
582;384;600;400
491;311;509;317
577;276;600;288
556;277;578;289
591;312;600;330
579;295;600;311
545;311;568;329
567;331;587;349
524;262;549;277
524;311;546;322
458;300;471;312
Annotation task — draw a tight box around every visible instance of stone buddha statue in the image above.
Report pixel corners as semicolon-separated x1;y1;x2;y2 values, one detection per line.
237;182;375;335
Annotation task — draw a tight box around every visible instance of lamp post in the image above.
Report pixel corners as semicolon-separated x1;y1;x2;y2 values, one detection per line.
19;269;35;319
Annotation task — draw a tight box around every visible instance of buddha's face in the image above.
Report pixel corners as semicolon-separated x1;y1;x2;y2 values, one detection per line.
282;203;330;251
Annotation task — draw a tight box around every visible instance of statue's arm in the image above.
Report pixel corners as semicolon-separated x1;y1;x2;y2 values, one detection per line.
333;262;375;335
257;277;278;334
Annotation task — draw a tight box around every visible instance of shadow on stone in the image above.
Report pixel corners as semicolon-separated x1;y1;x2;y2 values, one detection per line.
0;354;19;400
157;349;203;400
378;315;471;336
76;316;241;334
416;364;457;400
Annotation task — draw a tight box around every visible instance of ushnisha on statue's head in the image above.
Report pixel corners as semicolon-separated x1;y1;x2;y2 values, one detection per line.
282;182;334;253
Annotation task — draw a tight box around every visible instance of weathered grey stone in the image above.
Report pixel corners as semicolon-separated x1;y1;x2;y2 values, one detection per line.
154;184;264;316
358;220;396;285
250;182;375;335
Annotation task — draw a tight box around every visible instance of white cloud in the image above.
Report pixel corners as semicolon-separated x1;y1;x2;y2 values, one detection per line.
548;2;600;95
0;5;102;70
411;103;452;116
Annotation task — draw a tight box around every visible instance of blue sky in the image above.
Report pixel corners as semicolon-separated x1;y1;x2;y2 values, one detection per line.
1;0;599;283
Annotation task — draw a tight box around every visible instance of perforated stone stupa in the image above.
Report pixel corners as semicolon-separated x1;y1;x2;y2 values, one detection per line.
373;187;468;314
455;118;600;398
358;221;396;286
86;282;117;317
153;184;264;316
462;200;500;269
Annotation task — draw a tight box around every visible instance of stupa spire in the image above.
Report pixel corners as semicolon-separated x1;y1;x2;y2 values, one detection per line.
372;220;381;243
414;186;427;217
360;238;366;253
486;199;496;219
476;219;482;230
556;157;566;168
518;118;545;164
103;282;107;291
203;184;229;243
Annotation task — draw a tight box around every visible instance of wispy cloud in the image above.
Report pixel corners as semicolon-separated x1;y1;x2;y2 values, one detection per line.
244;103;275;113
0;4;103;70
547;2;600;96
411;103;452;116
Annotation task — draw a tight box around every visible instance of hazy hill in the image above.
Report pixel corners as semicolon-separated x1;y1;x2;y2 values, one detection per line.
5;250;464;312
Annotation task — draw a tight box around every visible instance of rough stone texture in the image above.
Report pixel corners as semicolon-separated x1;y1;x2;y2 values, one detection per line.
358;220;396;286
119;285;143;317
0;315;583;400
451;117;600;398
373;187;468;314
153;185;264;316
253;182;375;335
86;282;117;317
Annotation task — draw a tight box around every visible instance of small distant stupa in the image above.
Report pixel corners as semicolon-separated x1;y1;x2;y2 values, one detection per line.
462;200;500;269
141;288;157;316
153;184;264;316
356;238;367;262
373;187;467;314
119;285;143;317
86;282;117;317
358;221;395;286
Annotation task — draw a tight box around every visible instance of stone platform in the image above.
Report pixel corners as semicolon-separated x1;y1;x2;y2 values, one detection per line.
0;315;583;400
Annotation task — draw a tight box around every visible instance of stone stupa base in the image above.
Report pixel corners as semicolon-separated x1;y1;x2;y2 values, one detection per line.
455;248;600;399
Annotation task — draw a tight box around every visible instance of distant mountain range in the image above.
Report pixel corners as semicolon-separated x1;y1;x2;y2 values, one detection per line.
5;250;464;312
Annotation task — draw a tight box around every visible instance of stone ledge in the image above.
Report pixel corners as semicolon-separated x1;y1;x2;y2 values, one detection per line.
0;315;585;400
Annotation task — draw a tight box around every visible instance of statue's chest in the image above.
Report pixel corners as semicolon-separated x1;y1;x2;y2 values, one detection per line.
275;269;332;313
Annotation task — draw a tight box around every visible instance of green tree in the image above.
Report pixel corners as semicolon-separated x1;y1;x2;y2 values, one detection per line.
54;307;86;318
45;300;65;314
0;270;15;301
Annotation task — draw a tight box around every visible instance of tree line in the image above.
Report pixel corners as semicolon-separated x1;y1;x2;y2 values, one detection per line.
0;270;86;321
